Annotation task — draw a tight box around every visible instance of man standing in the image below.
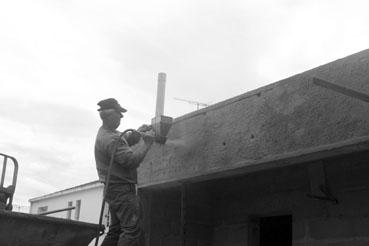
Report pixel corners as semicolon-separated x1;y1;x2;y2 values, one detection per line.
94;98;154;246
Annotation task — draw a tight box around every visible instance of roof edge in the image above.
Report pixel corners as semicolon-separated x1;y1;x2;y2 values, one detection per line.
29;180;102;203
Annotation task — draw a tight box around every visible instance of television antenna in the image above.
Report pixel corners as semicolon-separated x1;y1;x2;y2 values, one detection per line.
174;97;209;110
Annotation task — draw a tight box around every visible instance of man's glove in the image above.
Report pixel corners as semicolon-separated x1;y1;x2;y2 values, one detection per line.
142;130;155;145
137;124;152;132
124;130;142;146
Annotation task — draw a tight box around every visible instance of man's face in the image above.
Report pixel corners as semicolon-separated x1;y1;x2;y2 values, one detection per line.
107;110;123;129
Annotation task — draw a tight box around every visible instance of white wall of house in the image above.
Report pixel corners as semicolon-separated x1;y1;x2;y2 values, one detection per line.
29;181;114;245
29;181;108;225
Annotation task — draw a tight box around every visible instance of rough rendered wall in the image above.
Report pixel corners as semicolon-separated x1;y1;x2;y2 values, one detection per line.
139;49;369;187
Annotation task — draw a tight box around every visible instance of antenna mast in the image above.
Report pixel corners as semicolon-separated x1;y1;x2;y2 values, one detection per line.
174;97;209;110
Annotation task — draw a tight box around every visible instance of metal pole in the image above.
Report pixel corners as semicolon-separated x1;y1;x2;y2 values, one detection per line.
1;157;7;187
39;206;76;216
180;184;186;246
9;157;18;208
146;190;152;246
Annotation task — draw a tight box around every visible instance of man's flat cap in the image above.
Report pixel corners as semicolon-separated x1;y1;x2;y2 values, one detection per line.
97;98;127;112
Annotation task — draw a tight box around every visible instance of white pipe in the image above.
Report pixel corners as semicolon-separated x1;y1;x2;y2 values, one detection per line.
155;72;166;117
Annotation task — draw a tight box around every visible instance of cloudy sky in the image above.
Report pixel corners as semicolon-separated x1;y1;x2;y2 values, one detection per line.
1;0;369;207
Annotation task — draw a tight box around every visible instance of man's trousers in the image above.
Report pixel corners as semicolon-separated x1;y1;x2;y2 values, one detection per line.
101;183;141;246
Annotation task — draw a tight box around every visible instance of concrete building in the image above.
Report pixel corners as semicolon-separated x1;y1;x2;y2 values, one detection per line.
29;180;107;225
137;49;369;245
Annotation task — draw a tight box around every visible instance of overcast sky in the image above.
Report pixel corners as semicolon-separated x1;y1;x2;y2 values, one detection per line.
1;0;369;207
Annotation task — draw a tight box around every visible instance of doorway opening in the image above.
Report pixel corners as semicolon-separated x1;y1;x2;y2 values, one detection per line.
259;215;292;246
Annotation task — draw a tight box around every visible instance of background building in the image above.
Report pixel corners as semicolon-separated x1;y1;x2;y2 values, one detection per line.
29;180;107;225
29;180;108;245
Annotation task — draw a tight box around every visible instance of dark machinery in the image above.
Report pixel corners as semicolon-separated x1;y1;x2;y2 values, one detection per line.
0;153;103;246
0;153;18;211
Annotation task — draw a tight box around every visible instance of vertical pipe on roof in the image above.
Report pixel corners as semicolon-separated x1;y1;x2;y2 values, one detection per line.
155;72;166;117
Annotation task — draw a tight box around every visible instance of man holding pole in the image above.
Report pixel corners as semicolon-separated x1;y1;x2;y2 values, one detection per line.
94;98;154;246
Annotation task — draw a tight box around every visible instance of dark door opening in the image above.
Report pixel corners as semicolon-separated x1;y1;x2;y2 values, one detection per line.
260;215;292;246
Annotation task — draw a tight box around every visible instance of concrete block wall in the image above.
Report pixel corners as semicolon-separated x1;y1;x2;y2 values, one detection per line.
211;151;369;246
140;183;216;246
141;150;369;246
142;187;182;246
184;185;215;246
292;189;369;246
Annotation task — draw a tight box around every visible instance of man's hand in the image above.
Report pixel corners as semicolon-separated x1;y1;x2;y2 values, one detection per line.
137;124;152;132
142;130;155;145
124;130;142;146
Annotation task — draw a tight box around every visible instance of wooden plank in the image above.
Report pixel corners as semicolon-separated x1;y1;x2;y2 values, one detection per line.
313;77;369;103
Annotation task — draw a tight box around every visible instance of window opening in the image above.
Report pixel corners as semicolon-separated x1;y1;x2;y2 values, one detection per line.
74;200;81;221
259;215;292;246
66;201;73;219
